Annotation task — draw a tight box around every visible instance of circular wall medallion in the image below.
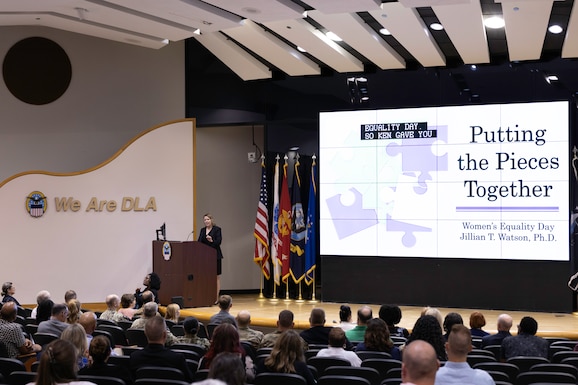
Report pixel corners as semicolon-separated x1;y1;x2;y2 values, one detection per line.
3;37;72;105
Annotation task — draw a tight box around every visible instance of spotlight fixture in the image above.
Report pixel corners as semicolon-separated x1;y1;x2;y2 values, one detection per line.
326;31;342;42
379;28;391;36
548;24;563;34
484;16;505;29
430;23;444;31
544;74;559;84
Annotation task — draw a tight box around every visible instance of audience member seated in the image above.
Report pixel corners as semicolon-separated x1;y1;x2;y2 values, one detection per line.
200;323;255;382
100;294;129;323
434;325;493;385
481;314;512;348
1;282;21;307
38;302;69;337
401;340;439;385
31;290;51;320
177;316;210;350
256;330;315;385
36;299;54;324
421;307;443;328
345;305;373;342
316;327;361;366
61;323;90;370
406;315;447;361
236;310;264;349
501;316;548;360
67;299;82;324
336;305;356;332
300;308;352;350
355;318;401;360
442;312;463;341
469;312;489;338
259;310;308;350
33;339;96;385
164;303;181;324
130;302;158;330
79;312;97;346
135;272;161;307
0;302;40;358
64;290;78;303
79;335;133;385
132;291;155;317
209;295;237;327
208;352;247;385
118;294;137;320
129;315;192;382
379;304;410;338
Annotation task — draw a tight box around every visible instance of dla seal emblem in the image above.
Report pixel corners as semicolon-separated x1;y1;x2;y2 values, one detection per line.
163;241;171;261
26;191;47;218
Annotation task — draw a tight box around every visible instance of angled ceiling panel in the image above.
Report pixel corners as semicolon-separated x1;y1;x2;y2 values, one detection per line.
193;31;272;80
308;10;405;70
223;20;320;76
104;0;243;33
302;0;381;14
432;0;490;64
0;12;166;48
368;2;445;67
264;18;364;73
499;0;554;61
562;0;578;57
203;0;303;23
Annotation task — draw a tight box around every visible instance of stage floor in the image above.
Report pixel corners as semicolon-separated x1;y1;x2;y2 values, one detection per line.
176;294;578;339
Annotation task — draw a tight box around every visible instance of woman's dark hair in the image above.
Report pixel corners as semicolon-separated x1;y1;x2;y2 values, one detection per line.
407;315;447;361
443;312;463;334
88;335;111;364
203;323;244;368
36;299;54;324
209;352;246;385
364;318;393;351
265;330;304;373
148;272;161;291
339;305;352;322
379;304;402;326
36;339;78;385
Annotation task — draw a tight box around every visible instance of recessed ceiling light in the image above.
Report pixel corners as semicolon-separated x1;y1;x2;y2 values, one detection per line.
548;24;563;34
430;23;444;31
297;46;306;53
484;16;505;29
545;74;559;84
326;31;342;42
379;28;391;36
241;7;261;14
471;65;477;71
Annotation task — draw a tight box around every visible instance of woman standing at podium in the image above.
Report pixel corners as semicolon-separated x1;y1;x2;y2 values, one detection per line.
198;213;223;305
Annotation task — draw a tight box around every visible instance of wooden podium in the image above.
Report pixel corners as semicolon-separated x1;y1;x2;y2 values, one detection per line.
152;240;217;308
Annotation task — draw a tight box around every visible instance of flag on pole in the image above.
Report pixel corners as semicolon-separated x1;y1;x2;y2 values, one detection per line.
290;156;306;283
304;156;317;285
253;158;270;279
271;156;282;286
278;156;292;283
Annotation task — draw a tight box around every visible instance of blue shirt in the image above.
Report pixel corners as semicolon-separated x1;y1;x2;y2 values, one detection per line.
434;361;495;385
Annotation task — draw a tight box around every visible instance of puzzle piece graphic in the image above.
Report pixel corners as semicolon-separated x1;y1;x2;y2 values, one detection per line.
326;188;378;240
386;214;432;247
386;125;448;194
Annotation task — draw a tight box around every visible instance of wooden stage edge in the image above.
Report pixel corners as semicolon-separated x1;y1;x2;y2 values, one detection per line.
146;294;578;340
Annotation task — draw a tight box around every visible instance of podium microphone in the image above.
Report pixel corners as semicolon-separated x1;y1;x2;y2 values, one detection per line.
186;230;194;241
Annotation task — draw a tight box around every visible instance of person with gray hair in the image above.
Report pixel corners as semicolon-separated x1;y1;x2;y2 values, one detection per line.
31;289;51;319
38;302;69;337
345;305;372;342
1;282;20;306
99;294;128;323
130;302;178;345
501;316;548;359
236;310;263;349
481;314;513;348
401;340;439;385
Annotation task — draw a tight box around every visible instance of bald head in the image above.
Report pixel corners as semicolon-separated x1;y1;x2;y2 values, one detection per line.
79;312;97;335
0;302;17;322
402;340;439;384
236;310;251;327
357;306;372;325
497;314;513;332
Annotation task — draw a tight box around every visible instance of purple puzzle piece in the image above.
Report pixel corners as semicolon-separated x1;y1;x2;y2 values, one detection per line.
326;188;378;240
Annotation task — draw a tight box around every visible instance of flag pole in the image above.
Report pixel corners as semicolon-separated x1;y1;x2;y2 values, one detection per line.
309;277;318;303
258;273;265;299
296;281;305;302
284;280;291;301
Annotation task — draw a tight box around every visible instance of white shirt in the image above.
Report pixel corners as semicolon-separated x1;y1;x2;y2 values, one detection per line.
316;347;362;367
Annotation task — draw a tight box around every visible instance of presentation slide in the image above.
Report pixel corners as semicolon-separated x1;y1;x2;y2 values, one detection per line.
319;101;569;260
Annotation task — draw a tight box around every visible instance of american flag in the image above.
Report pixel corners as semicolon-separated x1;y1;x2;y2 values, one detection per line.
254;158;270;278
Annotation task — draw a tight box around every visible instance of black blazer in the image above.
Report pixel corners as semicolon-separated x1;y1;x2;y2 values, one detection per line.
198;226;223;259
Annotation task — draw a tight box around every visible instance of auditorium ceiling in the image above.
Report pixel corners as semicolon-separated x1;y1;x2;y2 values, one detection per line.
0;0;575;81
